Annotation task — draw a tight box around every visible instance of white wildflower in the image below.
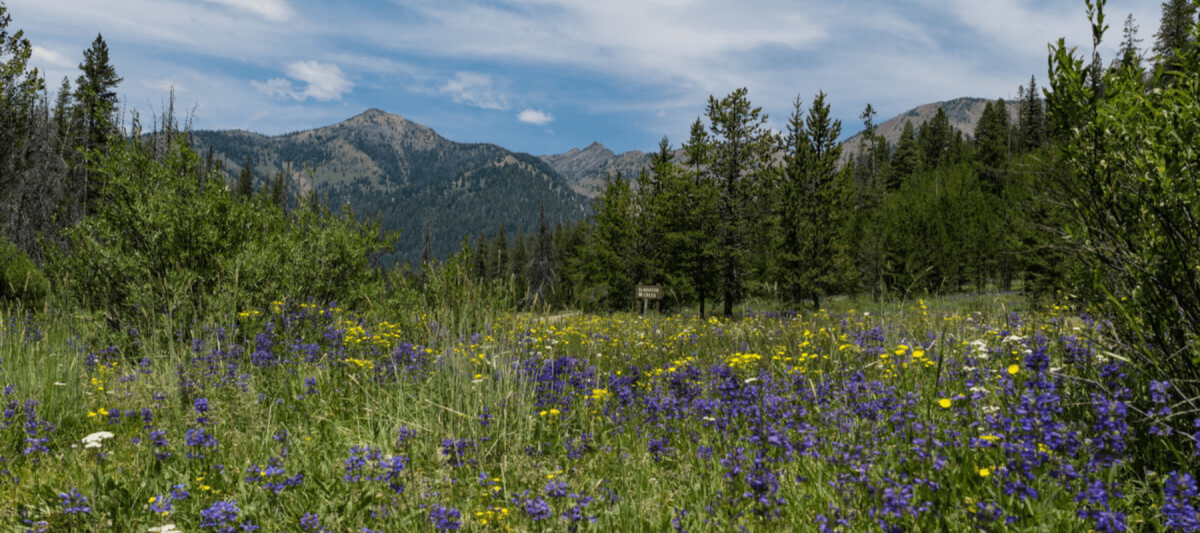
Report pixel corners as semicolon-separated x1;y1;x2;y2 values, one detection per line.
82;431;114;449
149;525;182;533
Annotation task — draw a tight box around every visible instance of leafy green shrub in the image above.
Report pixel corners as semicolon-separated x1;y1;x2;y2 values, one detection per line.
0;235;46;308
48;119;398;327
1047;1;1200;394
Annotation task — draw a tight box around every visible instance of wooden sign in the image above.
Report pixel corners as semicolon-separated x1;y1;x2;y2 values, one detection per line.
636;285;662;300
636;284;662;315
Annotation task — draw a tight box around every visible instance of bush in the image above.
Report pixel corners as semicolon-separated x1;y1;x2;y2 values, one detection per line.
1047;2;1200;397
0;235;47;308
48;116;398;327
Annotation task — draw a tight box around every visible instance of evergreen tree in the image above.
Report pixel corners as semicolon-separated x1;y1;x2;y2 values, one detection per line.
1116;13;1144;72
851;103;889;299
527;202;556;307
51;76;73;149
1153;0;1198;84
1017;76;1047;153
587;172;635;309
270;171;286;212
73;33;122;154
705;88;778;316
974;99;1011;196
492;223;508;282
917;107;953;170
680;118;720;317
474;229;489;281
781;92;846;309
510;226;528;296
682;117;711;171
888;120;919;190
236;155;255;199
420;218;432;266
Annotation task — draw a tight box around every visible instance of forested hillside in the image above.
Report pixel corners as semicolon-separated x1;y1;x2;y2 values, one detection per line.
187;109;590;266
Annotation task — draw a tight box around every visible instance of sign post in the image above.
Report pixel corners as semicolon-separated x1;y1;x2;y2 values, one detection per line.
635;284;662;315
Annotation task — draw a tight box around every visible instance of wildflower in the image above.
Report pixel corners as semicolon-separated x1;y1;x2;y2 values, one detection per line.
978;468;990;477
147;525;181;533
149;495;173;515
59;488;91;514
1007;364;1019;375
428;505;462;531
299;512;328;533
938;398;952;409
82;431;114;449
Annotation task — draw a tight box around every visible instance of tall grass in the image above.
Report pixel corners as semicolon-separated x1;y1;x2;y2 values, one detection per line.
0;289;1193;532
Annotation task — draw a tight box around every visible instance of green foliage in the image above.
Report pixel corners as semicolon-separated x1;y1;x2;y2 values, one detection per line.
705;88;779;316
526;203;556;307
583;173;636;310
779;92;852;308
888;120;920;189
1153;0;1198;84
1017;76;1047;153
235;154;255;200
49;114;399;327
0;234;46;308
1048;0;1200;397
973;98;1012;196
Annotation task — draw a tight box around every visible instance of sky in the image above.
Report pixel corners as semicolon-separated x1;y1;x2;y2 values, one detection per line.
13;0;1160;156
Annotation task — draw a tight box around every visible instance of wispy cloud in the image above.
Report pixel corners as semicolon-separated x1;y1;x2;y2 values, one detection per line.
198;0;296;23
439;72;508;110
31;45;75;69
252;61;353;101
4;0;1163;154
517;108;553;125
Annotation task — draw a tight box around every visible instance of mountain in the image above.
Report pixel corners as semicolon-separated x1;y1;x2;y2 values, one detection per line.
188;109;590;266
838;97;1021;164
538;142;656;198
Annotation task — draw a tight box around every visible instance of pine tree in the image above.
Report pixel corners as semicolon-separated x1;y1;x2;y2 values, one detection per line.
587;172;635;310
680;118;719;317
510;226;528;296
1017;76;1046;153
527;202;557;307
270;172;286;212
974;99;1011;196
474;229;490;281
917;107;953;170
705;88;778;316
1153;0;1198;84
73;33;122;153
492;224;508;282
420;218;432;266
888;121;919;190
781;92;845;309
236;155;255;199
851;103;889;299
1116;14;1144;73
51;76;73;149
682;117;711;171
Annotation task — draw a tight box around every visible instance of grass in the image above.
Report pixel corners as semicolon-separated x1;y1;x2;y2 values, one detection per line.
0;293;1188;532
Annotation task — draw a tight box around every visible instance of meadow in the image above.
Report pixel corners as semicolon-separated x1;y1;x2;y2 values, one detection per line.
0;294;1195;532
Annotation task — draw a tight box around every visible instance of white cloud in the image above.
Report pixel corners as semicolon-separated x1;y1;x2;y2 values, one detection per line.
517;108;553;125
198;0;295;23
30;45;75;69
439;72;508;110
252;61;353;101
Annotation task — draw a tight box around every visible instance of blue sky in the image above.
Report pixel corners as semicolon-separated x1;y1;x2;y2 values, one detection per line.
15;0;1159;156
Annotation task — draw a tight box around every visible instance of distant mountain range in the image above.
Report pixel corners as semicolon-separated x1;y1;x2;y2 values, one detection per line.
187;98;1019;264
189;109;590;265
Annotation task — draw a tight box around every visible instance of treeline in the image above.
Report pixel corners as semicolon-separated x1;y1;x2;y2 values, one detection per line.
456;85;1054;315
454;0;1195;323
